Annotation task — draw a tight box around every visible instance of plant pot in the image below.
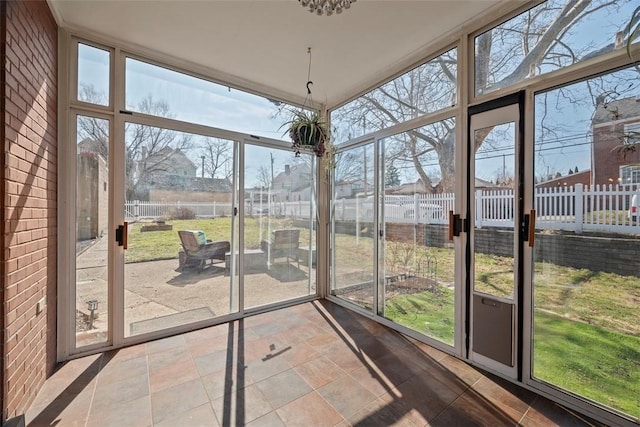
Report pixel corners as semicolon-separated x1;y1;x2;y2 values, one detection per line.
291;124;322;148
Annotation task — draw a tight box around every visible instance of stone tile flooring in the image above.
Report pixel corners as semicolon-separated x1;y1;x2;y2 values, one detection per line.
26;301;602;426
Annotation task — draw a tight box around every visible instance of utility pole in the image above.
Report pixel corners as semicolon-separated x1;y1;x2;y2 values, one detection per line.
270;153;274;190
201;155;205;178
364;148;368;196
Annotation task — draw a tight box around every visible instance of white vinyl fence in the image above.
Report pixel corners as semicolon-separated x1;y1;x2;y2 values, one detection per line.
332;184;640;234
125;199;315;221
125;200;233;220
126;184;640;234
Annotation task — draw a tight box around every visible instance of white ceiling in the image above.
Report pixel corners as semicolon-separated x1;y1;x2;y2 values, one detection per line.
48;0;504;108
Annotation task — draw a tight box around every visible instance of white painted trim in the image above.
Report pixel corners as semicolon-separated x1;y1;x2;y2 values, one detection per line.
56;28;72;362
336;106;458;151
230;141;240;315
238;142;246;316
521;88;535;385
111;49;125;346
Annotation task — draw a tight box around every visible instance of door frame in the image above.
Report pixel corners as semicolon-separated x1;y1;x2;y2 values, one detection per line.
466;91;525;379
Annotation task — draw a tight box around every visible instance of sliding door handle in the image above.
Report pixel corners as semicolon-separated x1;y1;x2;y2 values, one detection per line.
116;222;128;249
528;210;535;247
449;210;454;240
449;211;464;240
523;210;535;247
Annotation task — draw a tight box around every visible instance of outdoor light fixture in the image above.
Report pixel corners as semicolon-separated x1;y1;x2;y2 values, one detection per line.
298;0;356;16
87;299;99;329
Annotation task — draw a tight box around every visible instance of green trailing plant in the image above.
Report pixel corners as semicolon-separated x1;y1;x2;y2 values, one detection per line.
281;109;330;157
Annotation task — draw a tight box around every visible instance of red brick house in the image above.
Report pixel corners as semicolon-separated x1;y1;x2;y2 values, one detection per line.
591;96;640;187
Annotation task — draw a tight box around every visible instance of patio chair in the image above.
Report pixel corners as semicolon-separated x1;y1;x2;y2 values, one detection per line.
260;229;300;269
178;230;230;272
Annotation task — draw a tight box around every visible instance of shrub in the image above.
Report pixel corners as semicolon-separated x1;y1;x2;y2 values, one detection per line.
167;207;196;220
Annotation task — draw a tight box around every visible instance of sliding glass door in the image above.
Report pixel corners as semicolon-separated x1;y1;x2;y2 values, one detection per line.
468;100;521;378
529;69;640;422
378;121;458;347
330;143;376;312
122;124;238;337
242;143;317;310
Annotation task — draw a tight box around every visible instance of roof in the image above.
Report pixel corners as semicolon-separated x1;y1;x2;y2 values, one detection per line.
593;96;640;124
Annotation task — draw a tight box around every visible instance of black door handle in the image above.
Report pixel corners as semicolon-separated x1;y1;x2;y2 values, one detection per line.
115;222;128;249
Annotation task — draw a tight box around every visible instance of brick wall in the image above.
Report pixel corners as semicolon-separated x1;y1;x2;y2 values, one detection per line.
593;123;640;186
1;0;57;420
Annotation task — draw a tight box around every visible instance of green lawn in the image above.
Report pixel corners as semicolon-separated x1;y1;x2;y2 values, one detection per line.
533;310;640;418
126;217;310;263
383;286;455;345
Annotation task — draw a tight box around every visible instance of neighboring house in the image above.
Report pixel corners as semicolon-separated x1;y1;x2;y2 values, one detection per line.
591;95;640;187
335;178;369;198
271;163;314;202
387;179;432;195
78;137;108;157
143;147;197;178
388;177;503;195
473;177;508;190
137;147;232;202
77;138;109;240
536;170;591;189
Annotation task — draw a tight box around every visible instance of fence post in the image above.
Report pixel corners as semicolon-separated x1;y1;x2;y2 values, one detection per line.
134;200;139;220
574;184;583;234
355;194;360;245
414;194;419;225
475;189;483;228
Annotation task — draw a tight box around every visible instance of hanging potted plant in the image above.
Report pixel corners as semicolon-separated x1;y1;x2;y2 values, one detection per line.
282;109;330;157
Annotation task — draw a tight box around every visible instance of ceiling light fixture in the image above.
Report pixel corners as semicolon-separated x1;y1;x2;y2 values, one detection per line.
298;0;356;16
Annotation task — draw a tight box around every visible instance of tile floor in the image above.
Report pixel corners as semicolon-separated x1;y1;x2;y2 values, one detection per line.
26;301;602;426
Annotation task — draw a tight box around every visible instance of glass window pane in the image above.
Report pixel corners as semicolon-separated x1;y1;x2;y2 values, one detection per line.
331;48;457;144
76;115;109;347
243;145;317;309
533;66;640;420
475;0;638;96
473;123;516;300
379;119;456;346
331;144;375;311
78;43;110;106
125;58;289;140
